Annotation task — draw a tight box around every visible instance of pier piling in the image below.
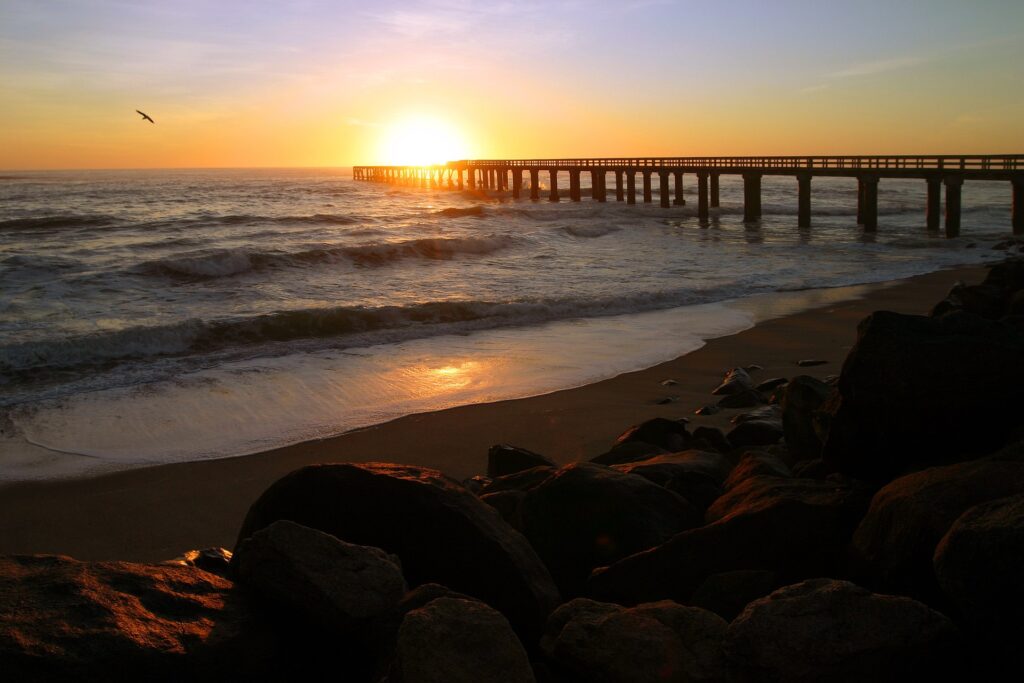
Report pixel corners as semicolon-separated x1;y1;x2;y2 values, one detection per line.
549;169;559;202
945;176;963;238
659;171;670;208
697;171;710;223
743;172;762;222
926;177;941;231
627;171;636;204
797;173;811;228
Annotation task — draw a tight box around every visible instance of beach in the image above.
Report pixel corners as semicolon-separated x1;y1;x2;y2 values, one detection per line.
0;264;986;562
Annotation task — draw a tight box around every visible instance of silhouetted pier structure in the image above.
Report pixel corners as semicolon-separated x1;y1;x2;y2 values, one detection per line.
352;156;1024;237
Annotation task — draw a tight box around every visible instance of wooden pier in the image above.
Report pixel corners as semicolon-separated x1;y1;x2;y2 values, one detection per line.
352;156;1024;237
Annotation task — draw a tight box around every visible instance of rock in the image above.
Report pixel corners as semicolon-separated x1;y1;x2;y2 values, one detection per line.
727;420;783;449
541;598;727;683
0;554;279;682
612;450;734;486
791;458;829;478
695;405;721;416
822;310;1024;481
688;570;781;622
934;493;1024;663
162;547;233;576
481;490;527;530
781;375;832;461
712;367;754;395
745;364;764;372
661;378;679;386
754;377;787;393
462;475;491;494
589;441;668;466
390;597;535;683
590;475;869;605
613;418;691;452
664;473;724;514
716;389;763;409
730;405;781;424
931;282;1008;320
725;579;959;683
520;463;700;597
488;444;556;478
690;425;731;454
235;520;406;633
796;359;827;367
849;458;1024;604
983;259;1024;298
234;463;560;643
721;452;791;490
479;466;556;495
655;396;679;405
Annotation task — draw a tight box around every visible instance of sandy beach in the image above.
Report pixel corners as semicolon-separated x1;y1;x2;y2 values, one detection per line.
0;265;986;562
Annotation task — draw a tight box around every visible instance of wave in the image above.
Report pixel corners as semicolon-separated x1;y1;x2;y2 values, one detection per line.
208;213;360;226
135;235;516;279
0;287;755;377
562;225;620;238
0;214;119;232
436;206;486;218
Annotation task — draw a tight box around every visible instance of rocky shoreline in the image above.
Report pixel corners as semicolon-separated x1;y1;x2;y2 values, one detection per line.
3;258;1023;681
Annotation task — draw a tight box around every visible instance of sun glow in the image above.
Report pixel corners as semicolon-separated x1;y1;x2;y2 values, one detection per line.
378;116;470;166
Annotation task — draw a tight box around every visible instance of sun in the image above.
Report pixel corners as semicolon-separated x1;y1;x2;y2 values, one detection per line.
378;116;469;166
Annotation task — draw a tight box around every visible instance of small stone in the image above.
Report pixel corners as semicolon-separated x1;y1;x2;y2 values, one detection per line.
696;405;721;416
656;396;679;405
717;389;763;409
754;377;787;393
796;359;828;367
712;368;754;395
661;379;679;386
745;364;764;372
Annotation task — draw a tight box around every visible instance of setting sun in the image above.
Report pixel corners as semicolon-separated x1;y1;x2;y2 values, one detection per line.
378;116;470;166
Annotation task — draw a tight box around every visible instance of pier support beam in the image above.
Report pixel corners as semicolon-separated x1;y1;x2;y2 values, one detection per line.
615;171;624;201
642;171;653;203
589;170;600;201
513;170;522;199
861;175;879;232
570;170;581;202
596;169;606;202
697;171;709;223
856;179;865;224
626;171;636;205
1013;178;1024;235
457;169;464;190
659;171;671;208
548;169;560;202
926;177;941;231
944;176;963;238
742;172;762;221
530;169;539;200
797;173;811;228
710;173;720;208
673;171;686;205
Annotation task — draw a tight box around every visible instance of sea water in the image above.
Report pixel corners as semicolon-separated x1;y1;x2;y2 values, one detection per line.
0;168;1012;480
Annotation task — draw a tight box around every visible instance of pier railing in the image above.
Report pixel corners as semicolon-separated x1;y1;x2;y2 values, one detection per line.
352;155;1024;237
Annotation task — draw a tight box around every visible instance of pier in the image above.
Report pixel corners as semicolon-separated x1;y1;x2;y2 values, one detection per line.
353;156;1024;236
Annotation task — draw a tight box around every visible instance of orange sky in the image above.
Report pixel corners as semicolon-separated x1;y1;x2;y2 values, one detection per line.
2;1;1023;169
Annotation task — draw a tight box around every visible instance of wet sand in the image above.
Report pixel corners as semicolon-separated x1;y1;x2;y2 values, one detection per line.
0;265;985;562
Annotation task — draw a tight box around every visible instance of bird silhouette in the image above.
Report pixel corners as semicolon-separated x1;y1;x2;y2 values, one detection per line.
136;110;155;124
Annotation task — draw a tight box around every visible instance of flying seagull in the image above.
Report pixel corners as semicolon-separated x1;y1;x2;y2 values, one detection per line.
136;110;155;124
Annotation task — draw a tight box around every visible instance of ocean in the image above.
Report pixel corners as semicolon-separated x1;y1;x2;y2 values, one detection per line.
0;167;1013;481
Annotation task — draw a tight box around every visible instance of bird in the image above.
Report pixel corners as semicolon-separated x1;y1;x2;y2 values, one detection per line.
136;110;155;124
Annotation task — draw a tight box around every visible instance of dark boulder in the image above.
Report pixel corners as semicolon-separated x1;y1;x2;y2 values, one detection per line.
162;547;232;577
462;475;491;494
796;359;827;367
716;389;763;409
480;490;527;531
540;598;727;683
590;475;869;605
730;405;781;424
589;440;668;466
234;520;406;632
721;452;791;491
233;463;560;643
931;282;1007;320
521;463;700;597
488;444;556;478
821;310;1024;481
611;450;734;486
754;377;787;393
690;426;731;454
389;597;535;683
781;375;832;461
711;367;754;395
479;466;555;495
934;493;1024;670
726;420;783;449
724;579;959;683
688;570;781;622
612;418;691;452
0;555;279;682
849;458;1024;604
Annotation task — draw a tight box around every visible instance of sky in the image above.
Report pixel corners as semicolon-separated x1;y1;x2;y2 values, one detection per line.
1;0;1023;169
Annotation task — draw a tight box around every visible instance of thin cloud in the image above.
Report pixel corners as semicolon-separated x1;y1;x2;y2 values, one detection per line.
831;55;928;79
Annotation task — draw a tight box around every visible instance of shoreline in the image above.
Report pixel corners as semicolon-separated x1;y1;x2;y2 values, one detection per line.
0;264;987;562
